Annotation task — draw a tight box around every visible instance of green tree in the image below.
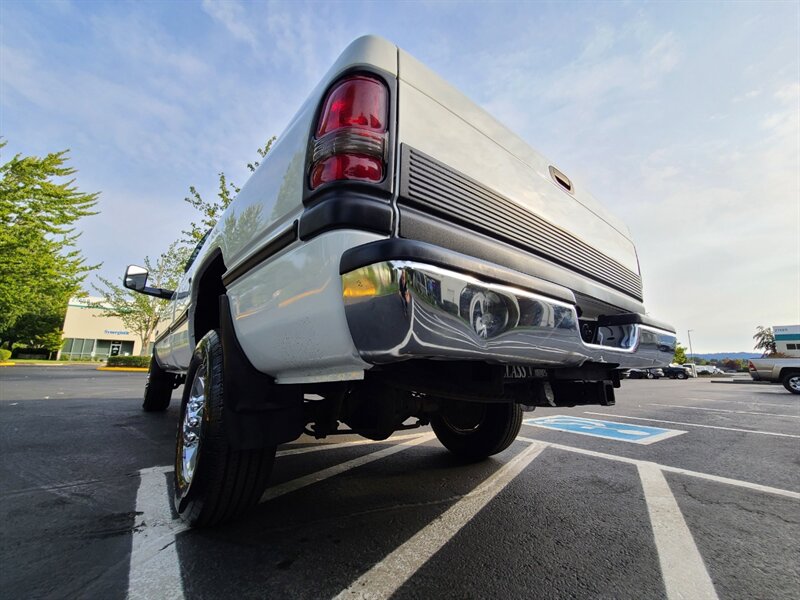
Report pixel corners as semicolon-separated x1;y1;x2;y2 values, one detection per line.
92;242;190;355
753;326;776;355
0;142;98;350
673;343;687;364
182;137;276;244
722;358;743;372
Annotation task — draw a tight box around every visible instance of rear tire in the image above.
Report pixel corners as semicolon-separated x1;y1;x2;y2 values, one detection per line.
782;372;800;394
431;401;522;461
142;356;176;412
677;372;687;380
173;330;276;527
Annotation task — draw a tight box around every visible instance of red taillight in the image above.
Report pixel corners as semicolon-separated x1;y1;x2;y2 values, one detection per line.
316;76;387;136
309;75;389;190
310;155;383;188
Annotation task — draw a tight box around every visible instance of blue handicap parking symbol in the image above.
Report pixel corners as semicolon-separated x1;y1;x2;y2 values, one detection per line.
523;415;685;444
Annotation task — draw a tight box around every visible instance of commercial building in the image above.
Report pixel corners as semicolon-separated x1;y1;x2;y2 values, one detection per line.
59;297;144;360
774;324;800;357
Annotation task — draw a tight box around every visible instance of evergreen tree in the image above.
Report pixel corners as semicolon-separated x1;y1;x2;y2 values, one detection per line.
0;142;98;350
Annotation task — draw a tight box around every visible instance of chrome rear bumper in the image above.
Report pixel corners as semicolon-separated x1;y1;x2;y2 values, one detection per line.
341;261;676;369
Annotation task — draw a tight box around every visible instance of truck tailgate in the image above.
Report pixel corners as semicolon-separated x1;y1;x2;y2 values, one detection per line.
396;49;640;299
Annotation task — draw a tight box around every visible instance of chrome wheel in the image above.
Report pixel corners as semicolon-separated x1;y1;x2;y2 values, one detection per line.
789;376;800;392
179;364;206;489
172;329;278;527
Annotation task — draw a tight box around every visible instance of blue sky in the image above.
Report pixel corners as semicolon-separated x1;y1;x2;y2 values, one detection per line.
2;0;798;352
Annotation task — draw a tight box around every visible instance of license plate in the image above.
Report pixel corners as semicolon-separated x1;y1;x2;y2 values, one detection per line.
504;365;545;379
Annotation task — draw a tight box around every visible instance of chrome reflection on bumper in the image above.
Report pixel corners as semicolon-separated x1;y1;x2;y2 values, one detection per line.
341;261;676;368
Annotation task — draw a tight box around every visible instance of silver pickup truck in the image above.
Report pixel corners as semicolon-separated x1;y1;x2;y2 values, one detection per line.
748;358;800;393
123;35;676;526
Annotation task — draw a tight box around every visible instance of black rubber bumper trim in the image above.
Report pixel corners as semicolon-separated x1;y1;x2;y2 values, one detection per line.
299;193;393;241
222;221;298;287
339;238;577;305
597;312;676;333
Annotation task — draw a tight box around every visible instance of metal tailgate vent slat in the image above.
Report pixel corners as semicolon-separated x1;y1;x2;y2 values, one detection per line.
398;146;643;300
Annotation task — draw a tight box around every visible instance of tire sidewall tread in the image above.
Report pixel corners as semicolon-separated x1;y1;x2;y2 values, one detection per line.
432;402;523;461
174;330;276;527
782;372;800;395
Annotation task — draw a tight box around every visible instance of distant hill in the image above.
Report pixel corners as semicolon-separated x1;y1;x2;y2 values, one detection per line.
689;352;762;361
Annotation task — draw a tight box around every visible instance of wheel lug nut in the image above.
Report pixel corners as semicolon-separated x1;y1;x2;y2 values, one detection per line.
185;432;198;444
188;417;200;427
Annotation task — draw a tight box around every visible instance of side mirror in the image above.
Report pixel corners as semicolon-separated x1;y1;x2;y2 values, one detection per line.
122;264;175;300
124;265;149;292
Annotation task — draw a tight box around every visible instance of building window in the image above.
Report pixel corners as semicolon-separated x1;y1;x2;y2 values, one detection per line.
61;338;95;359
62;338;135;359
788;344;797;350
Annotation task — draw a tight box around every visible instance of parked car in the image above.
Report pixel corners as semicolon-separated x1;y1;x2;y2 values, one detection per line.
748;358;800;393
123;35;676;527
683;364;724;376
663;365;690;379
623;368;664;379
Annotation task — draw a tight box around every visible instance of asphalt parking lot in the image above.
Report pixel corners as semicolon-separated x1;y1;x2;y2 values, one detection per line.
1;365;798;600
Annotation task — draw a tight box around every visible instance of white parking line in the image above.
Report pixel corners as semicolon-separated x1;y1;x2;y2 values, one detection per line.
128;433;434;600
129;428;798;600
517;436;800;499
585;412;800;439
685;397;797;409
638;463;719;600
262;433;435;502
334;441;548;599
649;403;800;419
276;433;425;457
128;466;187;600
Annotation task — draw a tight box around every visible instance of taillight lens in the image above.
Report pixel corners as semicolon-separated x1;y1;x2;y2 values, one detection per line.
316;76;387;136
310;155;383;188
309;75;389;190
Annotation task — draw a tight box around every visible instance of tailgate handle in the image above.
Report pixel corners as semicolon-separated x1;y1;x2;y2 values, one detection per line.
549;165;573;194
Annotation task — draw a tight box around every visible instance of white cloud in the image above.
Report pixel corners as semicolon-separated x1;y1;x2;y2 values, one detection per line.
732;89;762;102
643;32;680;75
774;82;800;103
201;0;258;50
544;30;681;110
2;44;185;131
579;25;617;60
89;15;210;82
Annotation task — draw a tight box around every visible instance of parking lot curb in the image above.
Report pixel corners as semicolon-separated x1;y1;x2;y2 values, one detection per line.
710;379;772;385
96;366;149;372
1;362;71;367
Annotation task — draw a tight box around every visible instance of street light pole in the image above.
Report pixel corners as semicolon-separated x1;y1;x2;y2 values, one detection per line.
687;329;695;362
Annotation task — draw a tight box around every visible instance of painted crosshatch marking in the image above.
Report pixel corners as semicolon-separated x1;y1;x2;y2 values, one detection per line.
523;415;686;445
